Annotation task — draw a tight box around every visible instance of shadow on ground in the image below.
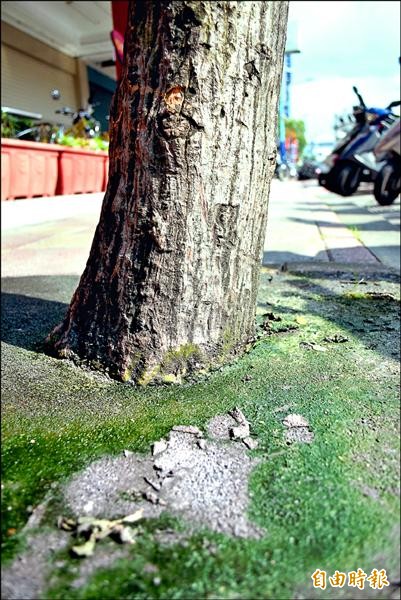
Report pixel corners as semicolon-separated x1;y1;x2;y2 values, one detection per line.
1;269;400;364
289;215;400;233
263;244;400;268
1;276;78;350
257;263;400;363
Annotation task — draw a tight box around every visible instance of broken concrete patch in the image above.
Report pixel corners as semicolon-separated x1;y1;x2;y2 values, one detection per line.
285;428;314;444
283;414;314;444
63;453;164;520
243;437;259;450
64;418;263;539
229;407;252;440
171;425;203;437
206;413;238;440
283;414;309;428
230;424;250;440
144;476;161;491
143;490;166;506
152;439;168;456
229;407;249;426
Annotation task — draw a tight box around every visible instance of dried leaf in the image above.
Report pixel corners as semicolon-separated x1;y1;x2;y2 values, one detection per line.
77;516;115;526
71;534;96;558
77;518;117;540
57;516;77;531
119;527;137;544
122;509;144;524
295;315;307;325
111;524;137;544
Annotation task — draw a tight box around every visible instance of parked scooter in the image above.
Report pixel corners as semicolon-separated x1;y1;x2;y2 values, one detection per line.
372;118;400;205
318;87;370;188
318;87;400;196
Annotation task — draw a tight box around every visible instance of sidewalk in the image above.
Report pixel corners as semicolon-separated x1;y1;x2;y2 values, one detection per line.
1;183;400;600
263;179;400;270
1;181;400;278
1;193;103;277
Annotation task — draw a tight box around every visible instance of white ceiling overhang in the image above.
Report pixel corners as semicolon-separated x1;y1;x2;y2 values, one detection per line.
1;1;116;78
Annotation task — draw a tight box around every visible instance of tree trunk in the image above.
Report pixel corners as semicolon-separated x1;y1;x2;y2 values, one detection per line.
49;0;289;384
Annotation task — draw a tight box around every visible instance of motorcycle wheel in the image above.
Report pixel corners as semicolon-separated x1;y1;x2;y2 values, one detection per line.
373;162;401;205
335;161;362;196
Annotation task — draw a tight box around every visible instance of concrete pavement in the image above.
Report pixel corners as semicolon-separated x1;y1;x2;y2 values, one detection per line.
1;180;400;278
2;193;103;277
264;179;400;270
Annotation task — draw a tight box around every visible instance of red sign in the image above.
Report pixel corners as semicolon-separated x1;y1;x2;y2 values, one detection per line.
111;30;124;65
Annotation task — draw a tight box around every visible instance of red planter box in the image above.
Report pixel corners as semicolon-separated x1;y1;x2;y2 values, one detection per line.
1;139;58;200
103;157;110;191
56;147;107;195
1;150;11;201
1;139;108;200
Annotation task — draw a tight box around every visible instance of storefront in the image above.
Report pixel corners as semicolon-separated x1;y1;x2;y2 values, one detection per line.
1;1;123;127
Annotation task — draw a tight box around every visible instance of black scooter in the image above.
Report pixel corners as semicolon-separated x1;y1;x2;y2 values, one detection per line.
318;87;399;196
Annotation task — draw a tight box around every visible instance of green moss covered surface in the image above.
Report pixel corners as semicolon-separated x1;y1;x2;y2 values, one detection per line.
1;269;400;598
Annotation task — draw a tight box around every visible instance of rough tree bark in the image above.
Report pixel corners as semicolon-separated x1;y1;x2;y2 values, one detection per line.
48;0;289;384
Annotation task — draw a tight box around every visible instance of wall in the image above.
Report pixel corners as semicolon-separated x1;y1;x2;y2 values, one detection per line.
1;22;86;125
